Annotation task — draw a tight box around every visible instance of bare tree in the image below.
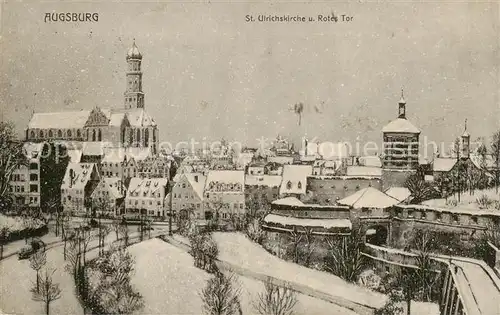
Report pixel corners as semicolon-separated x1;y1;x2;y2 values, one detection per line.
92;248;144;314
288;227;303;264
404;174;435;204
119;223;129;247
301;227;316;267
97;224;112;255
0;121;28;208
29;249;47;292
200;271;242;315
324;228;365;282
31;269;62;315
492;130;500;193
246;217;265;245
0;226;10;259
112;219;122;242
253;277;297;315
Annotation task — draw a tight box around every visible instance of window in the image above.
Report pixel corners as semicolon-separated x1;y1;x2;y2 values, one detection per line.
436;213;442;221
77;129;81;138
92;129;96;141
29;163;38;170
286;181;292;189
48;130;53;138
57;130;62;138
30;184;38;193
39;130;44;138
137;129;141;144
297;181;302;189
67;130;72;138
144;129;149;147
30;174;38;181
30;130;35;138
470;216;478;224
98;129;102;141
452;214;459;223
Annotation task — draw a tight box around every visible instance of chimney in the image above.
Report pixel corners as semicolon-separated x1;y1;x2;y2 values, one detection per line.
194;175;199;182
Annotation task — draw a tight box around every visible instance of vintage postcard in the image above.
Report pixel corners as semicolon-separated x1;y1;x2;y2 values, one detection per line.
0;1;499;315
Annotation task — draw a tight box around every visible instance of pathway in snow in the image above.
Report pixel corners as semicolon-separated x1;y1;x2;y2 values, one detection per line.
129;238;359;315
0;229;166;315
452;259;500;315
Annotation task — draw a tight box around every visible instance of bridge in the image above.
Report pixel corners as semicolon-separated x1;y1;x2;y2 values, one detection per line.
363;244;500;315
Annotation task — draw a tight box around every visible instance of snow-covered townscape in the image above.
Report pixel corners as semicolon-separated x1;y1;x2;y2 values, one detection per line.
1;2;500;315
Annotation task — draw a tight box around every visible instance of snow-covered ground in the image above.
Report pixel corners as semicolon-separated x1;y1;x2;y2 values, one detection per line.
0;228;167;315
128;238;359;315
212;232;386;310
0;214;45;231
422;188;500;210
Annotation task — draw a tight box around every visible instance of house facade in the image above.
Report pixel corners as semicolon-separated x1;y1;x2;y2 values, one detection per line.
90;177;125;217
204;170;245;220
61;163;100;215
125;177;168;218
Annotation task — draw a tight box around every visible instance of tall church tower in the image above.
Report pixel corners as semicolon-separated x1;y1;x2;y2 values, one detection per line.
124;40;145;109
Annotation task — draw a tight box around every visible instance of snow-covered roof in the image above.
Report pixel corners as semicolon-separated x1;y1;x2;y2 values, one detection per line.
61;163;98;190
23;142;45;159
183;173;206;200
263;214;352;230
470;153;497;170
126;109;156;127
384;187;411;202
109;112;127;127
272;197;304;207
127;177;168;197
359;156;382;167
67;149;82;163
382;118;420;134
81;141;110;156
267;156;294;165
279;165;312;195
205;170;245;191
125;147;151;161
28;110;91;129
346;166;382;177
432;158;457;172
338;187;400;209
398;204;500;216
93;177;124;199
245;175;282;187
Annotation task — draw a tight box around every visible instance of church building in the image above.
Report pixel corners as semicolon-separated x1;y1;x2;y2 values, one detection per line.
25;41;159;155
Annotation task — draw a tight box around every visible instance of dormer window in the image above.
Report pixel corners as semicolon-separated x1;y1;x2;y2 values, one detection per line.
297;181;302;189
286;181;292;190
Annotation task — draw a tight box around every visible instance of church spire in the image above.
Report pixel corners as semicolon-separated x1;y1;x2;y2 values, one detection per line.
124;39;145;109
398;89;406;119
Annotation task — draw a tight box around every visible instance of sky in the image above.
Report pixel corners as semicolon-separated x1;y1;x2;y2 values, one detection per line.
1;1;499;154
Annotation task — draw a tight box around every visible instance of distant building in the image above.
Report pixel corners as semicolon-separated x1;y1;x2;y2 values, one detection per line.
381;91;420;190
204;170;245;220
279;165;312;199
9;142;45;210
90;177;125;217
247;162;266;176
312;160;342;176
305;175;383;205
125;177;168;218
25;41;159;155
169;173;206;220
61;163;100;215
271;135;293;156
244;175;282;214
